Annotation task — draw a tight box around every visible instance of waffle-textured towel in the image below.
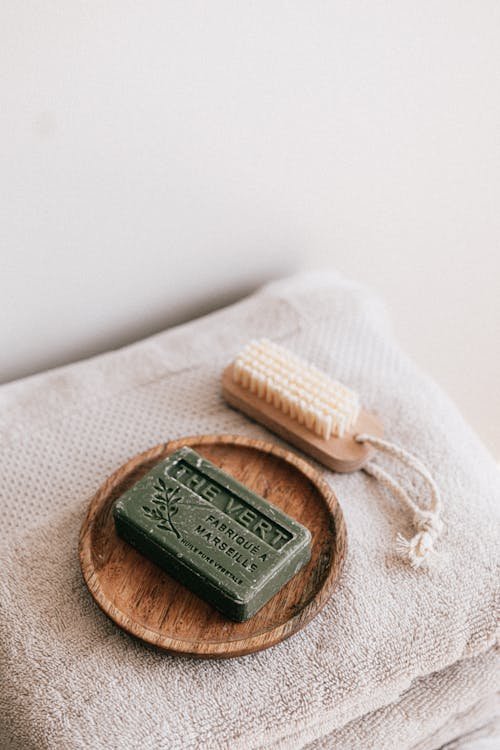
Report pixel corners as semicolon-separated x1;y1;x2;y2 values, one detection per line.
0;273;498;750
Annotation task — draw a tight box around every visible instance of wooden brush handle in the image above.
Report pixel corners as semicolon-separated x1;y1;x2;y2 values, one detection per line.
222;363;384;473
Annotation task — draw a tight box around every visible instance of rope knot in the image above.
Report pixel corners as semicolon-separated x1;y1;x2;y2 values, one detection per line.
414;511;443;540
396;512;443;568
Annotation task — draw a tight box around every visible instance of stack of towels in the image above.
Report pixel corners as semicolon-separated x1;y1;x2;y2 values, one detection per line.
0;273;498;749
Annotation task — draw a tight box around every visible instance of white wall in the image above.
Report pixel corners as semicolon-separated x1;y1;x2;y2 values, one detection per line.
1;2;499;455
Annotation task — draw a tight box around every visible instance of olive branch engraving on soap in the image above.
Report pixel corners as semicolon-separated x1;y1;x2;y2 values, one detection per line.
142;477;208;538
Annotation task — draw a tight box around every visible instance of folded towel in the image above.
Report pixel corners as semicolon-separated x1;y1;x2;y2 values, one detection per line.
0;272;498;750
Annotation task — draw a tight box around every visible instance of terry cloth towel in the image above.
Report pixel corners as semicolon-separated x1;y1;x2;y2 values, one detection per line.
0;272;498;750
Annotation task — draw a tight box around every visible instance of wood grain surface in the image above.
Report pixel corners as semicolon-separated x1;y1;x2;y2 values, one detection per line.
222;364;384;472
79;434;347;658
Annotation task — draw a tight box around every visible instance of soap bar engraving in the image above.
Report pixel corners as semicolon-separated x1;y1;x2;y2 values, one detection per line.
178;534;245;586
142;480;181;537
167;459;292;550
113;447;312;621
141;479;208;538
139;480;262;581
193;512;268;575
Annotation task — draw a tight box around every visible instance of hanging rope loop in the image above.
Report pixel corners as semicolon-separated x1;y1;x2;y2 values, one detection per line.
355;433;443;568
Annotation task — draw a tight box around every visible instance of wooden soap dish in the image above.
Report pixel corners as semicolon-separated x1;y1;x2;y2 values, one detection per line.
79;434;346;658
222;364;383;473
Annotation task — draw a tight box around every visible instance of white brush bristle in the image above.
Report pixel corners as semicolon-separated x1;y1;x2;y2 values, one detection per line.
232;339;361;439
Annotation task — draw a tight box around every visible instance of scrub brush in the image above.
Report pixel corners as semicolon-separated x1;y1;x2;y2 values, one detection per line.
222;338;383;473
222;339;442;568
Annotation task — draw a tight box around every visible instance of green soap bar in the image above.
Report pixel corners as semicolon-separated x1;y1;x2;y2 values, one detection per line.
113;446;312;622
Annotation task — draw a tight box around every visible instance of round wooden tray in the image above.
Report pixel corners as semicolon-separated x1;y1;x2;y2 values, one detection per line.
79;434;347;658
